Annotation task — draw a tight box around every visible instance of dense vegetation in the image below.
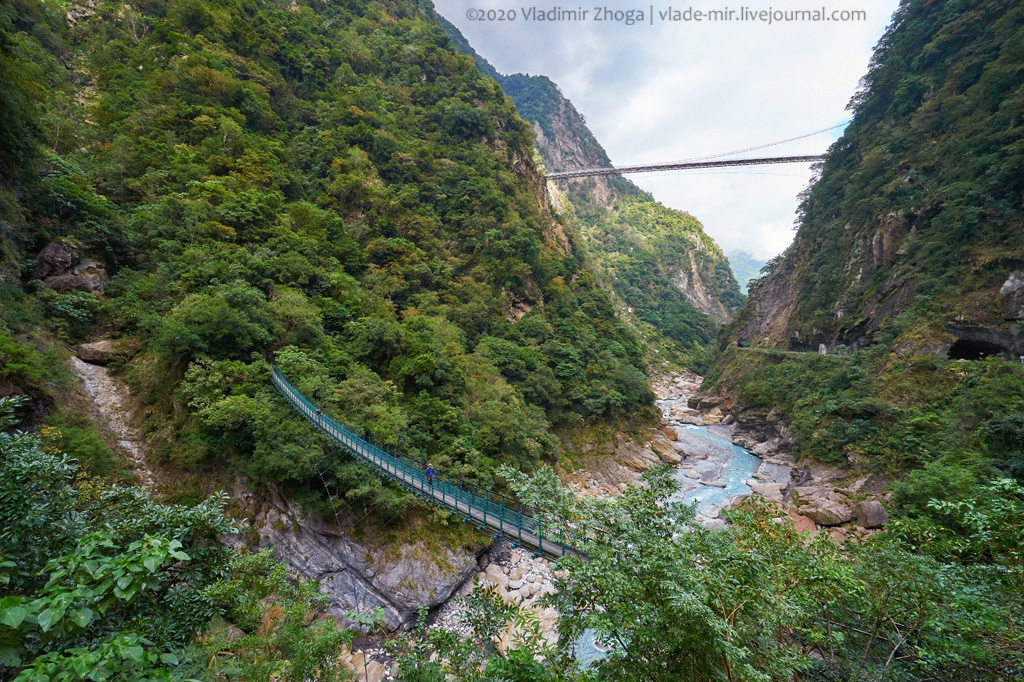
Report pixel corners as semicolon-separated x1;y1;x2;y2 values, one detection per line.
3;395;1021;681
0;397;355;681
0;0;658;516
780;0;1024;339
377;466;1023;681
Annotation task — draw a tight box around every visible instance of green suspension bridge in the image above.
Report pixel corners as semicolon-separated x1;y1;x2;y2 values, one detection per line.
271;367;582;560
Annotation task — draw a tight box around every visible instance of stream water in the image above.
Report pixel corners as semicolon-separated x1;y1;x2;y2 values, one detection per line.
668;424;762;522
574;424;765;666
574;390;790;664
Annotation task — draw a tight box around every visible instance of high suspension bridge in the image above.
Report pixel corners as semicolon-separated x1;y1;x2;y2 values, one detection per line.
271;367;583;560
546;154;823;179
545;121;844;179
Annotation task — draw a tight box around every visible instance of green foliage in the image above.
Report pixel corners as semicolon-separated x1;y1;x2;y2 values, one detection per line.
0;1;43;181
439;18;741;373
0;396;352;681
892;475;1024;567
388;586;560;682
37;289;98;342
713;345;1024;476
494;465;1023;681
41;410;119;476
0;326;67;395
199;549;354;682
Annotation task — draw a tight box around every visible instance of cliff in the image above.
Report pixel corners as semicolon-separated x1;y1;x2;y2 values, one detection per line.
728;0;1023;360
701;0;1024;480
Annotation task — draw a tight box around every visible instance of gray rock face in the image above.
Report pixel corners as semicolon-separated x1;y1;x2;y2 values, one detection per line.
34;241;78;279
1002;271;1024;320
855;500;889;528
233;483;480;631
747;481;785;502
44;258;108;293
798;498;854;526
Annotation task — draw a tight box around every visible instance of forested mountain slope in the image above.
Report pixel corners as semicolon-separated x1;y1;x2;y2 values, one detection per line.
439;16;742;372
704;0;1024;481
0;0;654;512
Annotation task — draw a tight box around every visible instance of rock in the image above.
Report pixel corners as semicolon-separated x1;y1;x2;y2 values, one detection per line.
34;240;78;279
1002;271;1024;320
788;512;817;532
662;426;677;441
364;661;387;682
43;257;108;293
650;438;682;464
748;481;784;502
508;550;521;565
827;490;851;505
0;379;25;397
485;564;508;589
798;499;854;526
509;566;525;581
855;500;889;528
722;414;735;425
78;340;117;365
790;486;831;504
828;527;850;544
508;579;524;590
685;470;701;480
489;539;512;564
703;480;727;488
752;437;781;456
518;585;532;599
618;438;657;472
243;481;483;633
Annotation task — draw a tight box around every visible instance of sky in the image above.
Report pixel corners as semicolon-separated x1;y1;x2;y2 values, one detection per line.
433;0;902;261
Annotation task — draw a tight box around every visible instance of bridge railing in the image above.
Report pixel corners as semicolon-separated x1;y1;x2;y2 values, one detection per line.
270;367;575;557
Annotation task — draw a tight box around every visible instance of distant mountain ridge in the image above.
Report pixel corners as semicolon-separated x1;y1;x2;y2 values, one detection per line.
726;252;767;294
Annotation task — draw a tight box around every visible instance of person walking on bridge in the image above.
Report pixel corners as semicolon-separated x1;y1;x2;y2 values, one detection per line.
425;463;435;485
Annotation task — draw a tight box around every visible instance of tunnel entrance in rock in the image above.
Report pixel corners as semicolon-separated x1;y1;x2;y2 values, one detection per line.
947;338;1007;361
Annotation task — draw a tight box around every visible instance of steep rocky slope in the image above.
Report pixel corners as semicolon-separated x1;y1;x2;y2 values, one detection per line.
439;16;742;371
727;0;1023;359
701;0;1024;481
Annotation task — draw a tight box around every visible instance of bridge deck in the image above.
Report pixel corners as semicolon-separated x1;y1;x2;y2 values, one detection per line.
547;154;824;179
272;368;581;560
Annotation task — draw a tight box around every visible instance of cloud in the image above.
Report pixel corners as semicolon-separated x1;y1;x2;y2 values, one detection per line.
434;0;900;260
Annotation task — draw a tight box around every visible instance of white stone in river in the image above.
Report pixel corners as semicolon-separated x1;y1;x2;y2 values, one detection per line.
685;470;701;479
703;481;727;488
